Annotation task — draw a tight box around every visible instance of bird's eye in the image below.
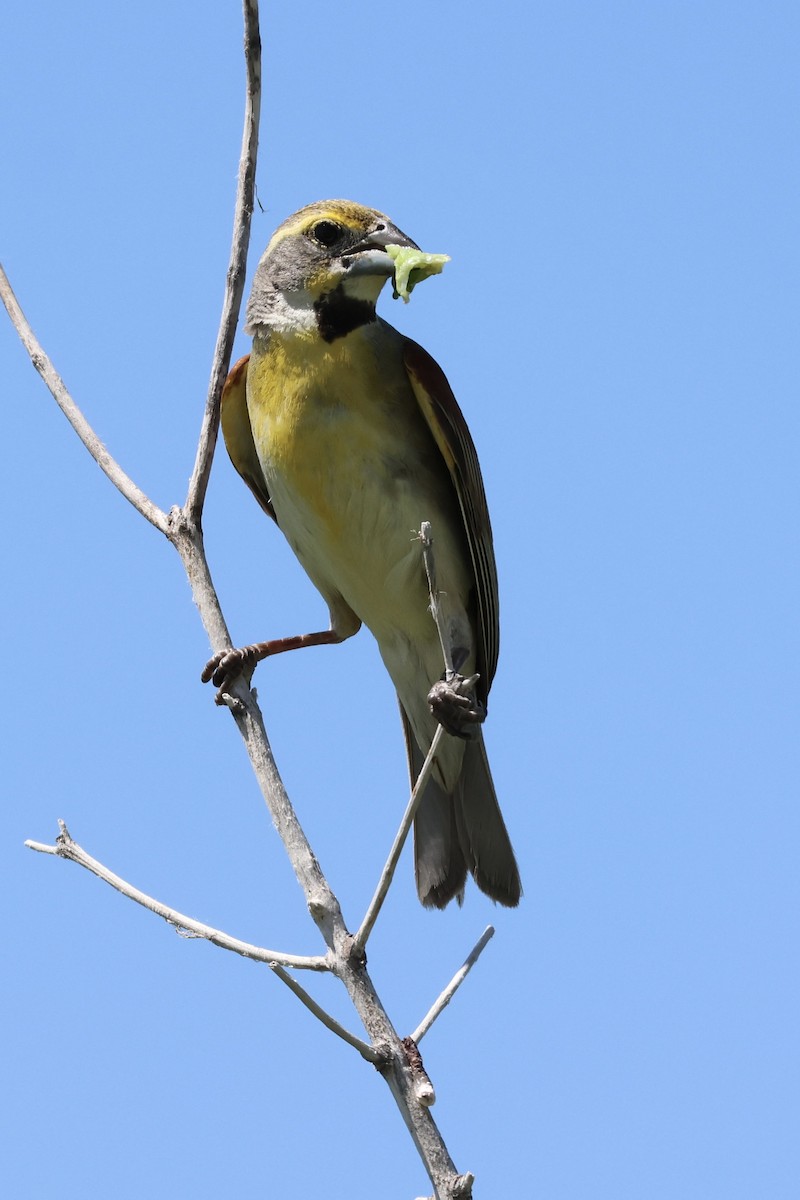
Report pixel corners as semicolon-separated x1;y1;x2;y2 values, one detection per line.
310;220;342;248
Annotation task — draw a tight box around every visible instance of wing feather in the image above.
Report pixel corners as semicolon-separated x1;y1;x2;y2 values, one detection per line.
220;354;276;522
403;339;500;698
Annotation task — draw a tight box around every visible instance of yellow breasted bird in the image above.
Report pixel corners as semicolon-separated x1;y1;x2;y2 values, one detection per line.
205;200;521;909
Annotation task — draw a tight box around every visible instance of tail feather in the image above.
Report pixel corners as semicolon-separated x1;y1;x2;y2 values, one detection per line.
400;703;521;908
453;735;522;907
414;775;468;909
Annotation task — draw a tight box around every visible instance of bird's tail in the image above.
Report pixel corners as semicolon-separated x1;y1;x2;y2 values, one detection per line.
401;708;522;908
452;734;522;908
413;768;469;908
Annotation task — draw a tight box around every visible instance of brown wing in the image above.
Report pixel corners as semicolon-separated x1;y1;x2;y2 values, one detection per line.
403;338;499;698
220;354;276;522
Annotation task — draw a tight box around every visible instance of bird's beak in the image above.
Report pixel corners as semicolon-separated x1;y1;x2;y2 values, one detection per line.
343;222;419;277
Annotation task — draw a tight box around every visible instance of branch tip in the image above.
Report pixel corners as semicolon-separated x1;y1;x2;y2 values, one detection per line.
184;0;261;518
411;926;495;1045
0;266;170;534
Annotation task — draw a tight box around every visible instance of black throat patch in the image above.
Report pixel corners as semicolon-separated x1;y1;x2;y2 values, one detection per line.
314;285;376;343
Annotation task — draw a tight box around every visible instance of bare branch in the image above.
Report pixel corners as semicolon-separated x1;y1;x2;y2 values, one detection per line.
0;264;169;534
410;926;496;1045
352;520;457;952
14;5;485;1191
268;963;382;1064
416;1173;475;1200
162;518;469;1194
26;821;326;973
352;724;446;954
185;0;262;520
28;819;383;1063
419;520;454;675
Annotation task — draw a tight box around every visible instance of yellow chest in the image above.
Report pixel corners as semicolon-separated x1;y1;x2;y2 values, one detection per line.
247;327;432;535
244;325;467;640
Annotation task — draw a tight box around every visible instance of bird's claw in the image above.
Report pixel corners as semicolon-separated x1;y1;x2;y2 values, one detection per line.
201;646;255;703
427;672;485;739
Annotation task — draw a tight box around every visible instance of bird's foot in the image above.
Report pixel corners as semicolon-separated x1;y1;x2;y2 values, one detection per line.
202;630;345;705
201;645;259;704
427;672;485;739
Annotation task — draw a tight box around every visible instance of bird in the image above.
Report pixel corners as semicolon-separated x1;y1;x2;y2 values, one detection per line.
204;199;521;909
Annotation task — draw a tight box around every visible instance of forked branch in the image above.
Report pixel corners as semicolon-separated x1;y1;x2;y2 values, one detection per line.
26;820;327;972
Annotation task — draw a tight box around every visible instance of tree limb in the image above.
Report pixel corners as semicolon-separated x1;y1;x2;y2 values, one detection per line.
185;0;262;521
419;520;454;675
352;519;463;953
353;724;446;955
26;821;328;972
411;926;496;1045
0;264;169;535
268;963;383;1064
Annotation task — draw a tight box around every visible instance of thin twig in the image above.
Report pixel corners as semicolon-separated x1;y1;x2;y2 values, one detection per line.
420;521;454;675
410;926;495;1045
268;963;382;1064
185;0;262;520
0;265;169;534
352;724;446;955
352;521;455;952
26;821;327;972
28;821;380;1062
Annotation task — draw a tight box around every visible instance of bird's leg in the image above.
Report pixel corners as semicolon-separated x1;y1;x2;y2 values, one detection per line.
202;630;345;703
427;645;486;739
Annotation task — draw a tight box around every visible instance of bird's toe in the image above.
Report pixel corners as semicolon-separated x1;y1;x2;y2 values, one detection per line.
427;673;485;739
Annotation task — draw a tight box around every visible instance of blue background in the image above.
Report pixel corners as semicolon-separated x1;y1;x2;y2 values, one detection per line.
2;2;798;1196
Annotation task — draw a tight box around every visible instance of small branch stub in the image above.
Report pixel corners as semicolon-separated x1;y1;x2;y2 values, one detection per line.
402;1037;436;1108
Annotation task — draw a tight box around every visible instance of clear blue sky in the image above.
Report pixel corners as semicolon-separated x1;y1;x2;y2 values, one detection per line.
2;2;798;1197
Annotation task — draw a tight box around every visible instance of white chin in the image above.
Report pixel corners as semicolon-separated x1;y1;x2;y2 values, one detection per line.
345;247;394;276
341;272;391;305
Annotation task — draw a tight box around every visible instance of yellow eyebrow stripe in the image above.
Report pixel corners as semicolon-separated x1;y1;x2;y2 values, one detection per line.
263;200;390;255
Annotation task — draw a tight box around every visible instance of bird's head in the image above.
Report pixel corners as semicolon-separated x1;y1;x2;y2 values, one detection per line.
245;200;419;340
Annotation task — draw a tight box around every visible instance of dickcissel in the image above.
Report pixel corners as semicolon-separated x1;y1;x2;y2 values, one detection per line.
205;200;521;909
